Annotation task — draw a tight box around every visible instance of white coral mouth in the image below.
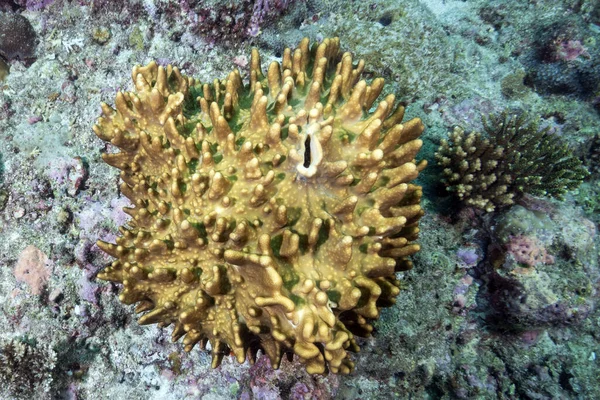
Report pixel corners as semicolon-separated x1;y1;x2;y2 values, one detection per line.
296;123;323;178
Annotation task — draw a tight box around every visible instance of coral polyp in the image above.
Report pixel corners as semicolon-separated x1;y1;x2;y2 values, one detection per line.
93;37;425;374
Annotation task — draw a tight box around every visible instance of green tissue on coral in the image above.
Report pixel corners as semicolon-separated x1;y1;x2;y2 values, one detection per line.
435;112;589;212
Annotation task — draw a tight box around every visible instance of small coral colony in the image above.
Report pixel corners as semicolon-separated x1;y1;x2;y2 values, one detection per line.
93;37;586;374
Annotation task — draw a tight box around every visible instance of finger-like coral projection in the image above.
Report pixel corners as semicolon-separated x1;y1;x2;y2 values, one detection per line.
435;112;588;212
93;37;425;374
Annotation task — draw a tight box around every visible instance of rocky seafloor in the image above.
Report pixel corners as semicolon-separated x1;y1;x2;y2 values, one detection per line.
0;0;599;399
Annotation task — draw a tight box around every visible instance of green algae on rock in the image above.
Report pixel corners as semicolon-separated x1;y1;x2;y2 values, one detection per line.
93;37;426;374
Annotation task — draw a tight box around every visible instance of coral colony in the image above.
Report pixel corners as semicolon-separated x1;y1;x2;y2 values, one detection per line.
93;37;426;374
435;112;587;212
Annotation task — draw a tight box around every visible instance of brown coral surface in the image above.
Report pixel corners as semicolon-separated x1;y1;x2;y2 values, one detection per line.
93;37;425;374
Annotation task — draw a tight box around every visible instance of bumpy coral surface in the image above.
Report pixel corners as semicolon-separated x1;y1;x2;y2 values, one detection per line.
93;37;425;374
435;112;588;212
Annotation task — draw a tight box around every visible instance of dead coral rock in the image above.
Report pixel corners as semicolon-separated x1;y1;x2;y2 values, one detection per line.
0;12;36;61
14;245;51;295
488;269;591;330
583;133;600;178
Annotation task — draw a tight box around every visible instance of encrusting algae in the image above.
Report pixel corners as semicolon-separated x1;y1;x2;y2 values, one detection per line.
93;37;426;374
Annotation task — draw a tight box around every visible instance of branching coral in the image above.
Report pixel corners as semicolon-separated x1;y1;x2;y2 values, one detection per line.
435;112;588;212
93;37;426;374
583;133;600;178
0;338;57;399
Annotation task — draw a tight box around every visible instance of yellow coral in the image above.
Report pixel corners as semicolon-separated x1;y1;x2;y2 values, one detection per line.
93;37;425;374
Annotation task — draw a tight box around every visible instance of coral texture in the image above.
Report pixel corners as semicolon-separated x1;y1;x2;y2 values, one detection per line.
435;112;588;212
93;37;425;374
0;338;57;399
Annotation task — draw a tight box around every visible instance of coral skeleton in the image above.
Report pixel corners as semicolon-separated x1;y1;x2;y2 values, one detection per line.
435;112;588;212
93;37;425;374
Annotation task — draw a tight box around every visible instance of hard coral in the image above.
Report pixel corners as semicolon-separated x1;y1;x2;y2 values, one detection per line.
187;0;295;43
435;112;588;212
93;37;426;374
0;338;57;399
583;133;600;178
505;235;554;268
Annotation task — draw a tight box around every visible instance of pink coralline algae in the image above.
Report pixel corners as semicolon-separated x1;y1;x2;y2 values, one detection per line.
425;95;501;132
75;197;130;235
553;39;589;62
47;157;88;196
14;245;51;295
505;235;555;267
247;0;292;36
77;273;100;305
456;247;479;268
452;274;476;315
14;0;55;11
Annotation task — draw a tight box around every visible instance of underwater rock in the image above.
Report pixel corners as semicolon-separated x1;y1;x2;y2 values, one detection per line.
0;11;36;62
523;18;600;98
